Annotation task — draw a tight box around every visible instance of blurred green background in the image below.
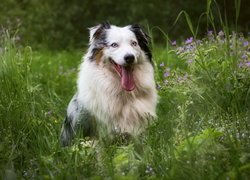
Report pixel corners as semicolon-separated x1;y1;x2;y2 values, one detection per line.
1;0;249;49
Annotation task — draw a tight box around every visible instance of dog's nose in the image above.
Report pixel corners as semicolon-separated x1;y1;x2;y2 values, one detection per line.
124;54;135;64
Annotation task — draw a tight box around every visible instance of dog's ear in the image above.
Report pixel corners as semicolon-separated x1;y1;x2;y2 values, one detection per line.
88;25;101;43
88;22;111;44
130;24;150;44
130;24;152;62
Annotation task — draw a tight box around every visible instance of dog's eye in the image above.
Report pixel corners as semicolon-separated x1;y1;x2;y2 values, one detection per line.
131;41;138;47
110;43;119;48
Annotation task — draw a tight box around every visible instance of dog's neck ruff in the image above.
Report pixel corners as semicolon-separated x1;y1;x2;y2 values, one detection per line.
77;58;157;134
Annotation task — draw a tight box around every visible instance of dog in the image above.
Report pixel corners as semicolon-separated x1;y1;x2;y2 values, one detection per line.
60;22;158;146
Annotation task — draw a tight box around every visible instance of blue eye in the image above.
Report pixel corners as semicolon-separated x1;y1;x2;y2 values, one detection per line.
110;43;119;48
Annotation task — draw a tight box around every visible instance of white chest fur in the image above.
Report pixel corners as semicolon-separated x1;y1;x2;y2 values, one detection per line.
77;59;158;135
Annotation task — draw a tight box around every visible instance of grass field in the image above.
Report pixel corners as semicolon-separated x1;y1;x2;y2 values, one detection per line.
0;30;250;179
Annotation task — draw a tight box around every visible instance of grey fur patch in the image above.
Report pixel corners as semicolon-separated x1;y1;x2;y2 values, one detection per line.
60;94;95;146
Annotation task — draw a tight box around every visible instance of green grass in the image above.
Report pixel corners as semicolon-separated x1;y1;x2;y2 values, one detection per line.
0;29;250;179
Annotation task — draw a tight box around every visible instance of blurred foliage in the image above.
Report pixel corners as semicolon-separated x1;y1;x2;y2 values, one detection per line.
0;19;250;179
0;0;249;49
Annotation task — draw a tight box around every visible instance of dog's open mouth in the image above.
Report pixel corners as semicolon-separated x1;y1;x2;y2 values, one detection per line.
110;59;135;91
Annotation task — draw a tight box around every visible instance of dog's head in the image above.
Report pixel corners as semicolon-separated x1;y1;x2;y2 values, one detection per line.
88;22;152;91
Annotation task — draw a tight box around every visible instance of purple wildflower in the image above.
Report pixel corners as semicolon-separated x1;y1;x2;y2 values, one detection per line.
238;62;244;68
171;40;177;46
242;54;248;60
207;30;213;36
243;41;249;47
185;37;193;44
246;61;250;67
159;62;165;67
164;68;170;77
164;71;170;77
186;44;195;51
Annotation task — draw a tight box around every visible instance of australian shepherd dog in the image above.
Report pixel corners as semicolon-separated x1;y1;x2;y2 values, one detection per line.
60;22;158;146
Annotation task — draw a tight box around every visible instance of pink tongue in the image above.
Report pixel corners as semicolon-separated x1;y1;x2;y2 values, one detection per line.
121;66;135;91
